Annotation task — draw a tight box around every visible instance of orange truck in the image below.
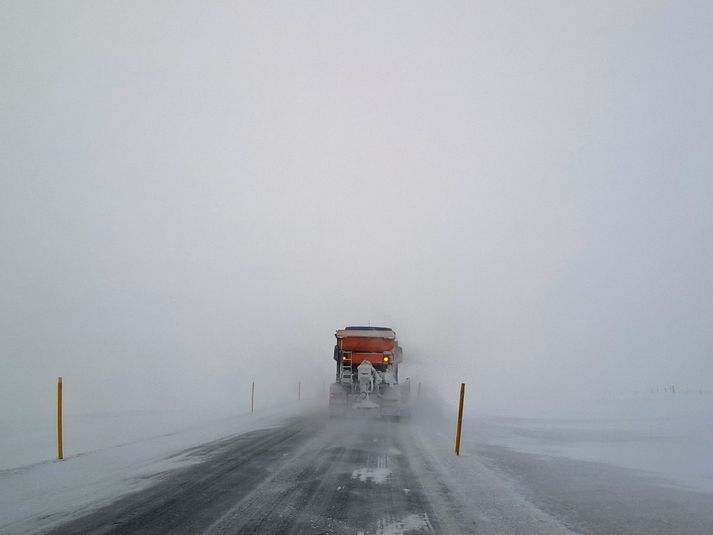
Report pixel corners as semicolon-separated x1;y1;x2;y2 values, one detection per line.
329;326;409;418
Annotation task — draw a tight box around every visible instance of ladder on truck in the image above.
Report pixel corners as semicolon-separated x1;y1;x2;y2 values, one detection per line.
340;353;354;386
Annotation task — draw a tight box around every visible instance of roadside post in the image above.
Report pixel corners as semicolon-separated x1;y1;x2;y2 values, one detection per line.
57;377;63;460
455;383;465;456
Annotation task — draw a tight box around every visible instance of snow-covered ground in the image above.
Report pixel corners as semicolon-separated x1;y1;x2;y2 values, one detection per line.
1;408;232;471
0;401;319;535
470;392;713;493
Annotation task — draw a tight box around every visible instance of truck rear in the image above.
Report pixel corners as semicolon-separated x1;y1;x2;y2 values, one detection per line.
329;326;409;418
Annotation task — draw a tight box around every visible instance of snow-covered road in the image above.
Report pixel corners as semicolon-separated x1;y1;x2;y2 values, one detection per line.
4;401;713;534
45;415;446;534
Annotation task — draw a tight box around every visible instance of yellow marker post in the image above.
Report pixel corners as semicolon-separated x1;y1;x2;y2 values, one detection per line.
455;383;465;456
57;377;63;460
251;381;255;413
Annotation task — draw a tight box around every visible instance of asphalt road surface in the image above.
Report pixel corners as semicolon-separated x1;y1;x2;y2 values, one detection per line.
47;410;713;535
48;415;443;535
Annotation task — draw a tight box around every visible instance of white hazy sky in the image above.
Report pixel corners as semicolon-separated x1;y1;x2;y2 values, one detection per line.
2;1;712;418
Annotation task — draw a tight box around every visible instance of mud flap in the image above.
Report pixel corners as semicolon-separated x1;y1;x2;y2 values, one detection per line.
329;383;348;417
380;384;401;418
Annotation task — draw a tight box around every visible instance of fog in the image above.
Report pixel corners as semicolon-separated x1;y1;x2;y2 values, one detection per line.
2;1;712;424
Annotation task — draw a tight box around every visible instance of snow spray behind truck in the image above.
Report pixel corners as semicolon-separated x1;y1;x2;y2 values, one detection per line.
329;326;410;418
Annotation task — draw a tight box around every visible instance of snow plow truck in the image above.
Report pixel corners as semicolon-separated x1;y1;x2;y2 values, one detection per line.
329;326;410;418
